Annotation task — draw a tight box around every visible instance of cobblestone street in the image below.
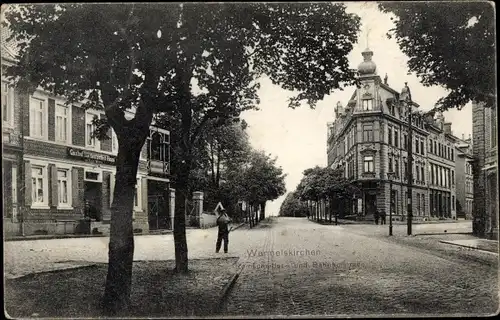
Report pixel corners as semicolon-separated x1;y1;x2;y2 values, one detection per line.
222;217;498;317
4;217;498;317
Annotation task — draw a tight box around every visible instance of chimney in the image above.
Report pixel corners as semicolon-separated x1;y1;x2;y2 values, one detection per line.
443;122;452;134
384;73;388;85
462;133;465;140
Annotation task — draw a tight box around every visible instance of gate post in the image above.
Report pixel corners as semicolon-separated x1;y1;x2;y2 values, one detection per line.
193;191;204;227
169;188;175;230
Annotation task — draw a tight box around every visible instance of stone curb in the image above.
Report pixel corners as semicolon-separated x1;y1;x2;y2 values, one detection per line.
414;232;473;236
216;261;243;313
438;240;499;255
5;224;247;242
6;263;103;280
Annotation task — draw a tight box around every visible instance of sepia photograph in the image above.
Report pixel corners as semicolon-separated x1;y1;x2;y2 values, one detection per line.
2;1;498;318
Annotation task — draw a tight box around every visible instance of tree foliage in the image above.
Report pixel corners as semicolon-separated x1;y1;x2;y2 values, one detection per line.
296;166;355;201
239;151;287;205
379;2;495;111
279;192;308;217
3;3;361;314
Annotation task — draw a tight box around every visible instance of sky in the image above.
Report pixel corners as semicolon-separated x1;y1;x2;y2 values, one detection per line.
241;2;473;216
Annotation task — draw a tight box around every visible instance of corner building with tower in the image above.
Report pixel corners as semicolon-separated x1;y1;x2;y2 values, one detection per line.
326;48;460;222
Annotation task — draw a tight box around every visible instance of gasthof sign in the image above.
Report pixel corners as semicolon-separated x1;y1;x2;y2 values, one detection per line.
67;147;116;164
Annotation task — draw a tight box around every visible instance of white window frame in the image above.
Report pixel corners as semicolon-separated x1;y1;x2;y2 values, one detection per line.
86;111;100;149
30;162;49;209
55;103;71;144
362;99;373;111
363;156;374;173
2;81;14;127
84;168;103;182
56;166;73;209
134;176;143;212
111;129;119;154
29;96;48;140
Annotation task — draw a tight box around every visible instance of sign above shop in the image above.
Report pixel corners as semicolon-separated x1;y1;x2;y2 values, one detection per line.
67;147;116;165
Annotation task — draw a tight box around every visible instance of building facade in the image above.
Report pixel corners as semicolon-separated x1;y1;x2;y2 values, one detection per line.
455;136;474;219
2;33;172;237
327;49;459;221
472;101;498;240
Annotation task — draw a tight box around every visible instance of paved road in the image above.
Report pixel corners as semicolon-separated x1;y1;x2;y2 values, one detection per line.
4;217;498;317
222;217;498;317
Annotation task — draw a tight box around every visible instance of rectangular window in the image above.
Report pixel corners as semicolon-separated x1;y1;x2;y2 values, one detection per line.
421;140;425;155
111;129;118;153
389;157;393;173
2;82;13;125
55;104;69;143
133;178;142;212
429;139;433;154
417;193;421;214
403;134;408;150
363;156;374;173
388;127;392;145
362;99;373;111
404;160;408;178
86;112;99;148
395;159;399;177
415;138;419;153
492;108;498;148
394;130;399;148
452;195;455;210
416;165;420;181
57;169;69;206
421;166;425;183
31;166;46;205
29;97;46;138
422;195;425;215
434;141;437;155
363;124;373;142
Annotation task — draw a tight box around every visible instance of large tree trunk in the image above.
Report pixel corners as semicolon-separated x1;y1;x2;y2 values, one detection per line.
173;161;190;273
102;141;142;315
259;201;266;221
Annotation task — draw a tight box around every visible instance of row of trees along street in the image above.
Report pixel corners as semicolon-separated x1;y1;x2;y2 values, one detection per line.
164;115;287;227
282;166;361;223
3;1;493;316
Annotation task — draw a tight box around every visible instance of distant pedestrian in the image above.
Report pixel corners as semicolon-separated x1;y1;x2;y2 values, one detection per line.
307;210;310;220
216;208;232;253
380;210;387;225
374;209;380;225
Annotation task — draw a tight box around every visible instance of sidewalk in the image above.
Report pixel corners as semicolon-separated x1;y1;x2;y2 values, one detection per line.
309;217;465;226
5;222;245;242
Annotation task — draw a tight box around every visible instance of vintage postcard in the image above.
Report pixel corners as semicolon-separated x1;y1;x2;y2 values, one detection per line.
2;1;498;318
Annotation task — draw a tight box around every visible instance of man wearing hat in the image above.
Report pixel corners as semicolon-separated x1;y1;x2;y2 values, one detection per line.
216;208;232;253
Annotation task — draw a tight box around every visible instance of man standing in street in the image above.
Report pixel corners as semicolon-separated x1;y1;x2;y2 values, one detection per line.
216;208;232;253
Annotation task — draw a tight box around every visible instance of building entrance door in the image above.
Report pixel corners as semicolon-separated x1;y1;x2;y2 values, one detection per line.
364;193;377;218
84;181;102;221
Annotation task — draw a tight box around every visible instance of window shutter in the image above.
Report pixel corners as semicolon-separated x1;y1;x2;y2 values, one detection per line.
72;168;80;208
50;165;58;207
24;161;32;206
141;177;148;214
109;173;115;207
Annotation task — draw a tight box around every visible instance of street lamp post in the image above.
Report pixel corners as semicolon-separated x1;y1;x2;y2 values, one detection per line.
387;171;395;236
400;82;413;236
